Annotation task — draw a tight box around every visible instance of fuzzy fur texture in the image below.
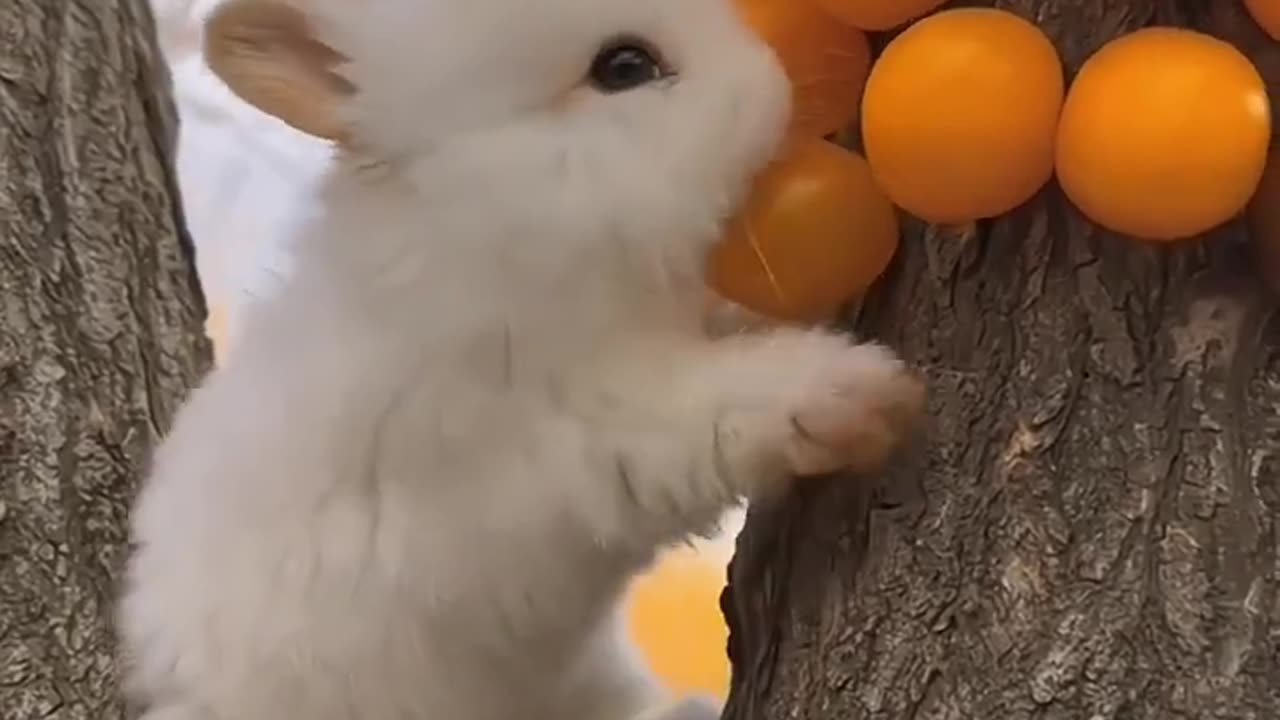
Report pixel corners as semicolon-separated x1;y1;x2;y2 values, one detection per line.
118;1;925;719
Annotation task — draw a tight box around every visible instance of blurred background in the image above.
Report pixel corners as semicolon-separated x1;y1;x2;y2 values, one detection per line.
151;0;741;699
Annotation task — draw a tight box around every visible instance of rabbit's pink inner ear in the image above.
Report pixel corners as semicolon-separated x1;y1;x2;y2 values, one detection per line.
203;0;355;141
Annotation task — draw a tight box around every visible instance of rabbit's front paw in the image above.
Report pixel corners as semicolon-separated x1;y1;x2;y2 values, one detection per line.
784;342;925;476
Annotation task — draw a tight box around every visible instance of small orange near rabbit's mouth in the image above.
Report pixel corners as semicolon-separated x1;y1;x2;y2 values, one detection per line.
706;137;898;325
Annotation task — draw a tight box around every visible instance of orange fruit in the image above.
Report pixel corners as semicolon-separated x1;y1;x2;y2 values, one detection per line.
1245;0;1280;40
812;0;948;32
1056;27;1271;241
625;547;730;698
860;8;1064;224
735;0;872;137
708;137;899;323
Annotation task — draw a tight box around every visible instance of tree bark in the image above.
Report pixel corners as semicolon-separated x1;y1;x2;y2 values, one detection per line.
723;2;1280;719
0;1;210;718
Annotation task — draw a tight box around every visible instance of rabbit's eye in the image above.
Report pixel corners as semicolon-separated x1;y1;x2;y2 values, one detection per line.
589;39;665;93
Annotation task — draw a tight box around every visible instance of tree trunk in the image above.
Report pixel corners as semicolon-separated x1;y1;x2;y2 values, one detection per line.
723;2;1280;719
0;1;210;718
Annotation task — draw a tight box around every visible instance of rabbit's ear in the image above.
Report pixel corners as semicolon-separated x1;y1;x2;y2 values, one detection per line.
204;0;355;141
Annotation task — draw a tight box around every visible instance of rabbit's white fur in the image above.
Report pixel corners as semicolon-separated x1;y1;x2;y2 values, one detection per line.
118;1;924;719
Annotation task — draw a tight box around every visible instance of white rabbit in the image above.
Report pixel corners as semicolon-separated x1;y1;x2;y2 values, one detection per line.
117;1;926;719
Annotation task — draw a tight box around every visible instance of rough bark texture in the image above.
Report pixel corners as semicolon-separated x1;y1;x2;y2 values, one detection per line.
723;2;1280;719
0;1;210;718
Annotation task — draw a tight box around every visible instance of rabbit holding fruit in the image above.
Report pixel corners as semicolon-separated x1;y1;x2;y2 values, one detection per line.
117;0;925;719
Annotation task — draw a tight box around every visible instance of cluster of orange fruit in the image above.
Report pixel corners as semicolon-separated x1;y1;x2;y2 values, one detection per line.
708;0;1277;323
